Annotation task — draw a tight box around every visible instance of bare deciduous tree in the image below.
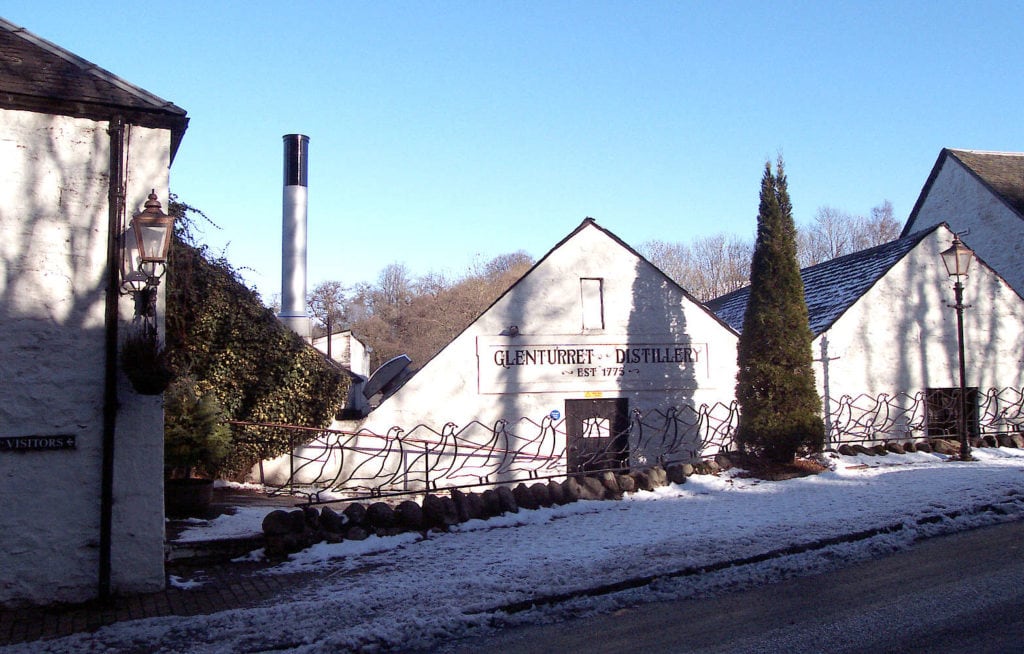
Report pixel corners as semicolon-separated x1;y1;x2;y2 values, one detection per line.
640;234;751;302
378;262;413;307
307;280;348;337
333;253;533;371
798;200;901;267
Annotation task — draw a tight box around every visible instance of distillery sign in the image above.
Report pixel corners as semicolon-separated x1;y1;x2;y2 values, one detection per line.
477;335;708;394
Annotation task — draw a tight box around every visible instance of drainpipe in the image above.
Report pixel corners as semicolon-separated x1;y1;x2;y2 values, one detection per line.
100;116;125;601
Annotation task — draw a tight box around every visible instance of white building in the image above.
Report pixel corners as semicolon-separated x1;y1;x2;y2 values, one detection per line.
0;19;188;606
901;148;1024;297
708;223;1024;444
313;329;371;377
261;219;740;490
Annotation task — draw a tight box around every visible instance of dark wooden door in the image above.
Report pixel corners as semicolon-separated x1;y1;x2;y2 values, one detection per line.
925;387;979;440
565;398;630;473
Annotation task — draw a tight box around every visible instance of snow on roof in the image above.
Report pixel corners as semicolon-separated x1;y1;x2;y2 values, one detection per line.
706;228;935;336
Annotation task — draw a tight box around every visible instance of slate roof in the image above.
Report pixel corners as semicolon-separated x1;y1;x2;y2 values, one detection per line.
903;148;1024;236
705;227;937;336
0;17;188;157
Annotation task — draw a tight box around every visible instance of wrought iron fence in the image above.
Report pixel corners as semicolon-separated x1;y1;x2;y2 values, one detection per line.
235;400;739;501
825;386;1024;446
234;387;1024;501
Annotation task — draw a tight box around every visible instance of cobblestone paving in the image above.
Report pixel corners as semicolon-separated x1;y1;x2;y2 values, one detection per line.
0;558;324;647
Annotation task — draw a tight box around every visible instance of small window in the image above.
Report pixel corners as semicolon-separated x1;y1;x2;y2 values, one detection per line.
581;416;611;439
581;278;604;330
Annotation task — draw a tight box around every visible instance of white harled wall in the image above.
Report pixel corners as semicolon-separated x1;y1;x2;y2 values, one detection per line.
0;108;171;606
910;157;1024;297
814;225;1024;428
260;222;739;488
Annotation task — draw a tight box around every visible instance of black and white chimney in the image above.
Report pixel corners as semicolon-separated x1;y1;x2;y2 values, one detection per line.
279;134;311;340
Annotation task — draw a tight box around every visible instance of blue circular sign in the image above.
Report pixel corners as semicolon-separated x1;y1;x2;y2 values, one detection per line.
549;409;561;420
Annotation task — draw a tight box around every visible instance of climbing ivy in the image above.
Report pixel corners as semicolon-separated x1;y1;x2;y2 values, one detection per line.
164;198;347;478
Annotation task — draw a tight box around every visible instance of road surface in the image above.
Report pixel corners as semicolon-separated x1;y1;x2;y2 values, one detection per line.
446;519;1024;653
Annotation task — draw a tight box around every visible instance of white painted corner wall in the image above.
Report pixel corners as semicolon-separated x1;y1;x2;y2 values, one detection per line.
0;109;171;606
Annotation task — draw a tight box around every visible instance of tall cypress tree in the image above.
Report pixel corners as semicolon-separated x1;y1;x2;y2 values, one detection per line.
734;157;823;463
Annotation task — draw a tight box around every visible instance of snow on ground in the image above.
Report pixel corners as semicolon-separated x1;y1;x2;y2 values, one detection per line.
172;505;272;543
8;448;1024;653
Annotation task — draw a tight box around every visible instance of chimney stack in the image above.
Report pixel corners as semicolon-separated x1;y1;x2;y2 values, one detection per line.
279;134;311;340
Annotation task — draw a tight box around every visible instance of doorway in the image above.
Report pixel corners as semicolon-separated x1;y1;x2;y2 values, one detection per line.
925;386;980;441
565;398;630;473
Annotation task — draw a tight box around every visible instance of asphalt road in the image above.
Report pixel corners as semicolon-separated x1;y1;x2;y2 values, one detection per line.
447;519;1024;653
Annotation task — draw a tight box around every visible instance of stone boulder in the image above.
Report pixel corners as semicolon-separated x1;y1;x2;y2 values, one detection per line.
561;477;583;502
616;474;637;493
530;482;553;508
647;465;669;487
319;506;347;534
513;483;539;510
631;469;652;491
262;509;295;536
441;496;460;525
366;502;396;529
578;476;607;500
481;489;501;517
665;462;690;485
547;480;566;505
450;489;471;522
342;502;367;527
596;471;620;496
464;492;485;520
885;441;905;454
496;486;519;514
421;494;446;528
395;500;423;530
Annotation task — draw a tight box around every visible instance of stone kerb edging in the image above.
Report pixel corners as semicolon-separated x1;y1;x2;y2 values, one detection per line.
261;437;1024;558
261;457;729;559
836;434;1024;457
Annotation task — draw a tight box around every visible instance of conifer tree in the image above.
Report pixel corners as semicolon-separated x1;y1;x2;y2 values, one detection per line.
734;157;824;462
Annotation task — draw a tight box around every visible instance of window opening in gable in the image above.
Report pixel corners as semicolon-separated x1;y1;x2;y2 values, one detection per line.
581;278;604;330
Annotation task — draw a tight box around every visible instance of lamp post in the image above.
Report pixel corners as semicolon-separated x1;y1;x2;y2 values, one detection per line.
940;234;975;461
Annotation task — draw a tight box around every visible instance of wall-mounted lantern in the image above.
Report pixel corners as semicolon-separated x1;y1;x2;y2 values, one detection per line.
121;190;174;318
940;233;975;461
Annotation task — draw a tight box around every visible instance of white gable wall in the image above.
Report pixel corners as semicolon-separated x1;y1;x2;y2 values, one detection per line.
380;223;736;419
262;223;738;487
0;109;171;606
910;157;1024;296
815;226;1024;422
313;330;371;378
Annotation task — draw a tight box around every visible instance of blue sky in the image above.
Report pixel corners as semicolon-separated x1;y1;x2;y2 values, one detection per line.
7;2;1024;299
